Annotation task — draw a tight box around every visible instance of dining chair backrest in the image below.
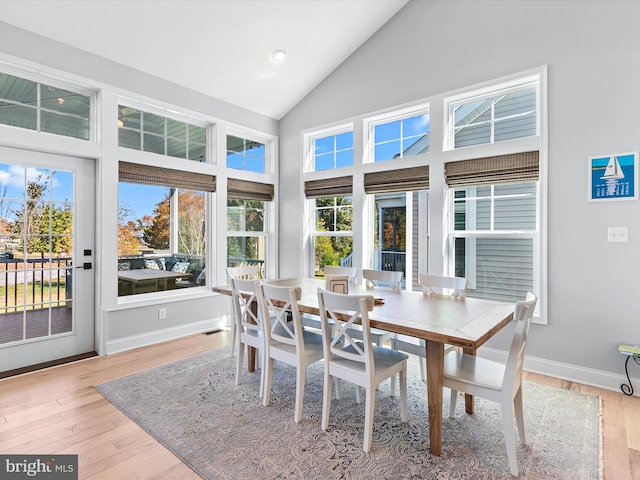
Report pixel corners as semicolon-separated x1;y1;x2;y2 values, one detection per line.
504;291;538;393
227;266;261;358
227;265;260;280
317;288;375;369
362;269;403;290
257;283;304;351
229;277;262;336
419;273;468;298
324;265;358;283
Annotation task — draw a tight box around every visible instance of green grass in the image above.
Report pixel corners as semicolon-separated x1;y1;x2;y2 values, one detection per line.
0;280;68;309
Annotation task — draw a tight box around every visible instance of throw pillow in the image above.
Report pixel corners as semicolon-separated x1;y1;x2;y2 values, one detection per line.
172;262;190;274
145;259;160;270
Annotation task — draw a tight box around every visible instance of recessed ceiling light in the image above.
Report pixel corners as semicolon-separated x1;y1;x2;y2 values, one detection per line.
271;49;286;62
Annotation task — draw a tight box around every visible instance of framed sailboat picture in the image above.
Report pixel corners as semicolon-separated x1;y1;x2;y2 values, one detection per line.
588;152;638;201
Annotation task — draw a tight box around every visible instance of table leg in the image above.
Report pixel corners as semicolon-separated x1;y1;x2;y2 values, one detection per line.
246;300;259;372
425;340;444;456
462;347;475;414
247;346;256;372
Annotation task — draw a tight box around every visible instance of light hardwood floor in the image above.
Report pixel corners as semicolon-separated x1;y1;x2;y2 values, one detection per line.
1;331;638;479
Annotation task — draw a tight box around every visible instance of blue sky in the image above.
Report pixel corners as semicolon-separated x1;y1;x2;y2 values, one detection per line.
118;183;168;222
0;164;73;221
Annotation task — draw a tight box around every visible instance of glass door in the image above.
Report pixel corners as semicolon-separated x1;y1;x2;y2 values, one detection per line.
0;146;95;373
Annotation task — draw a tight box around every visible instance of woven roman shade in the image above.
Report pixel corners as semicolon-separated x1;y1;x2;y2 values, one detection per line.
444;151;539;187
364;166;429;194
119;161;216;192
228;178;274;201
304;175;353;198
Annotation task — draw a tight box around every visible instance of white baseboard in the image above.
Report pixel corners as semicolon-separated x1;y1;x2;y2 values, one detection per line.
479;347;640;398
105;316;227;355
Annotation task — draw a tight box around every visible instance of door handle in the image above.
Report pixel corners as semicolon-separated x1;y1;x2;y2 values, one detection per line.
76;262;92;270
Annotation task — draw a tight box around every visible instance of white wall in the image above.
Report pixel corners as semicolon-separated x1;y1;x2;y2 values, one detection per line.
279;0;640;390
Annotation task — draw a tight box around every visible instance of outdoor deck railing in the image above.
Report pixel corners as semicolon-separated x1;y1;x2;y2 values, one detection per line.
0;257;72;311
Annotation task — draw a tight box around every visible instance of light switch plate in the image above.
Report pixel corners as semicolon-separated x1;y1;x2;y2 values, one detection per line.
608;227;629;242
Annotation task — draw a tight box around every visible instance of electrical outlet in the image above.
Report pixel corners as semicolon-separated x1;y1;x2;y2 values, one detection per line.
608;227;629;243
158;308;166;320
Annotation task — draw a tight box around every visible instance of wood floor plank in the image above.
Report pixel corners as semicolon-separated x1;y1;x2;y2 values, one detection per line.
623;394;640;450
0;330;633;479
629;448;640;480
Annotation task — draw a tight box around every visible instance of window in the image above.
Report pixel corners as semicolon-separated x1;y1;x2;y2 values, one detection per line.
364;166;429;290
227;199;267;278
449;182;537;303
118;105;207;161
372;193;407;281
0;72;91;140
446;76;538;150
226;179;273;278
226;135;265;173
117;163;213;297
313;196;353;277
370;111;429;162
313;130;353;171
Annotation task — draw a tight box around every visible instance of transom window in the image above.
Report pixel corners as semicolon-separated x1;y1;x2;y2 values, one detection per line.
313;130;353;171
226;135;266;173
117;105;207;161
370;111;429;162
0;72;91;140
446;76;538;150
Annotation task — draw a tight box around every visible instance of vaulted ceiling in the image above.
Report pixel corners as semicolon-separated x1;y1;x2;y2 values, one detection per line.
0;0;408;119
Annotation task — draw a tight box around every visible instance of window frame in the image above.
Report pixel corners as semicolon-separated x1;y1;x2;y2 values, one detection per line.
443;74;540;151
226;131;267;173
446;183;539;304
364;104;430;164
117;103;208;162
0;67;95;141
226;197;269;278
311;195;354;278
304;122;354;173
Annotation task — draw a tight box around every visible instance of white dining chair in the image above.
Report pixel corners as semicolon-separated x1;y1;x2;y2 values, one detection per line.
230;277;266;397
317;288;408;452
362;268;402;289
227;265;260;357
301;267;358;333
323;265;358;284
444;291;537;477
345;269;402;348
390;273;468;394
227;265;260;280
258;283;324;423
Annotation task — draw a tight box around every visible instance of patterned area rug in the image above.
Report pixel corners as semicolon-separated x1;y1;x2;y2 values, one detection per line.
96;346;602;479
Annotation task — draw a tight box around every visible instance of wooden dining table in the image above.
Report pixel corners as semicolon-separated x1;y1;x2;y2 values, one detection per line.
213;276;514;456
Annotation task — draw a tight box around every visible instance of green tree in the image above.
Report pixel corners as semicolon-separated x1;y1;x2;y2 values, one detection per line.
117;205;142;255
314;196;353;270
9;172;74;257
141;192;170;250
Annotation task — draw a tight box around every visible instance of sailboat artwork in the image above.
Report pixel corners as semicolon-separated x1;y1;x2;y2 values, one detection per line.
589;152;637;201
601;156;625;196
600;156;625;180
